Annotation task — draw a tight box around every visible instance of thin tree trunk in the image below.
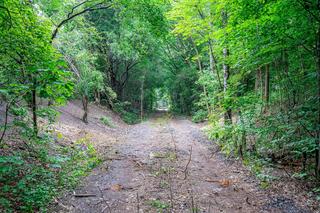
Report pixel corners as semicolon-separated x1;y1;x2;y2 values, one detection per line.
208;41;223;90
140;79;144;121
95;91;100;104
315;28;320;178
255;67;262;94
264;64;270;105
32;80;38;135
223;47;232;123
238;110;246;159
0;103;9;145
192;39;210;114
140;71;146;121
222;10;232;124
82;95;88;123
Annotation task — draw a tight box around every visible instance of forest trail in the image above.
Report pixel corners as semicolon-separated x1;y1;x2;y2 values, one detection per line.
50;106;312;213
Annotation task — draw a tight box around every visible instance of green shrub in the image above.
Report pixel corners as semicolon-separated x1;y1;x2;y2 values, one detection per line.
100;116;114;127
148;199;169;210
122;112;139;124
192;109;208;123
113;102;140;124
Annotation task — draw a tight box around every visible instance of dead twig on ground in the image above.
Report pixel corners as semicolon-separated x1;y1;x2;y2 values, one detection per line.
136;192;140;213
73;193;96;197
183;145;193;180
131;158;144;168
168;167;174;211
98;186;112;213
105;157;123;161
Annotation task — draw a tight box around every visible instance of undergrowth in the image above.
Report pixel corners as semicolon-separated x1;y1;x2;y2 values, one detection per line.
0;133;101;212
191;109;207;123
100;116;114;127
113;102;139;124
206;109;320;198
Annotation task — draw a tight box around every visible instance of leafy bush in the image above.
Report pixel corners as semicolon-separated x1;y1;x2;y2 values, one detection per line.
100;116;114;127
192;109;208;123
121;111;139;124
113;102;140;124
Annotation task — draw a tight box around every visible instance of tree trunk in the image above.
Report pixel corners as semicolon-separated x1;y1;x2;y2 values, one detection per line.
95;91;100;104
208;41;223;90
222;10;232;124
32;80;38;135
315;28;320;178
140;71;146;121
0;103;9;144
264;64;270;105
238;110;246;159
192;40;210;114
255;67;262;95
223;47;232;123
82;95;88;123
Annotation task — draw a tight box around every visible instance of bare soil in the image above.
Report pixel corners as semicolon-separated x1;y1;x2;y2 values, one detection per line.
49;102;319;213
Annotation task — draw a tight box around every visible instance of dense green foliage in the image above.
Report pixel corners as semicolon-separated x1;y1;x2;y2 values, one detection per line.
0;134;100;211
167;0;320;181
1;0;320;211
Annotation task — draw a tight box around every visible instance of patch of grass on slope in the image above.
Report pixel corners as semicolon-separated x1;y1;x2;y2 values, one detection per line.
0;134;101;212
100;116;114;127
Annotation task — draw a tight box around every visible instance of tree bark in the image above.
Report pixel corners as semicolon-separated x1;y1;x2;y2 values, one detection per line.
140;72;146;121
0;103;9;144
95;91;100;104
315;27;320;178
223;47;232;123
32;79;38;135
222;10;232;124
208;41;223;90
264;64;270;105
82;95;89;123
255;67;262;95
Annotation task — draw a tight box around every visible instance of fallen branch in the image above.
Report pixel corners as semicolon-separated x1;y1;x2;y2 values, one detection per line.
73;193;96;197
98;186;112;213
106;157;123;161
136;192;140;213
183;145;193;180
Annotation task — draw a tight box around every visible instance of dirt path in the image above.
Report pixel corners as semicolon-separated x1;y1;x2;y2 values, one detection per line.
51;113;314;213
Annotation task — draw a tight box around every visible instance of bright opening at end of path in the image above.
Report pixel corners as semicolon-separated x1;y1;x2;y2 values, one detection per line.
155;88;170;112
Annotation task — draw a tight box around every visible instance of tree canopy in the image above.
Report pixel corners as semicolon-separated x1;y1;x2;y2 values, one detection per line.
1;0;320;211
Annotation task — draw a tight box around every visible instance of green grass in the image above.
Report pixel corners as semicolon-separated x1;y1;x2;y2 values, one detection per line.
147;199;169;211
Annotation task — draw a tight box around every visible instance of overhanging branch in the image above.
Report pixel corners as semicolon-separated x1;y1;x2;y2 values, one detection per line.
0;6;12;28
51;2;112;42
